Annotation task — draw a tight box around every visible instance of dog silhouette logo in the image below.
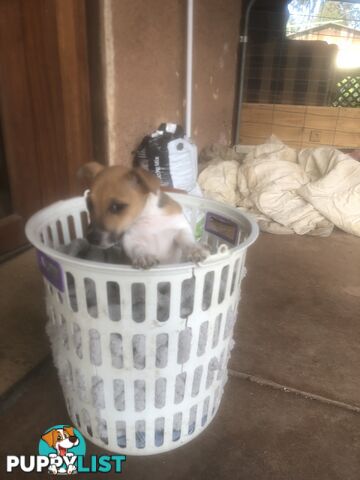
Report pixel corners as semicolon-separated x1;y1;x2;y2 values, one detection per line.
39;424;86;475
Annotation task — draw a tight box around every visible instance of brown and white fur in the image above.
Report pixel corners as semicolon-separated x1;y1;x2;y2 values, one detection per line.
41;427;79;474
78;162;209;268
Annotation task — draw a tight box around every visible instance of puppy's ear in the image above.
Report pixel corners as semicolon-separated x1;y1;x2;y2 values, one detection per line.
130;168;161;193
77;162;104;188
41;430;57;447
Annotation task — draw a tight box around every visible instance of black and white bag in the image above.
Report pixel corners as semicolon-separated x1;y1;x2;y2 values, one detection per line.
134;123;200;194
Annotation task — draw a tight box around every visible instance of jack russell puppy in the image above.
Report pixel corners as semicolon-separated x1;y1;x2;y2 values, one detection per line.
41;426;79;474
78;162;209;268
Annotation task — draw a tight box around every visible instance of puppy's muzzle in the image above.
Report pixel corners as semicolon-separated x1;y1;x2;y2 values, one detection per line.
87;225;120;248
87;228;103;246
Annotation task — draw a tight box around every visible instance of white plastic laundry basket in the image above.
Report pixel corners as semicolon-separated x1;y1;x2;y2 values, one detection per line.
25;193;258;455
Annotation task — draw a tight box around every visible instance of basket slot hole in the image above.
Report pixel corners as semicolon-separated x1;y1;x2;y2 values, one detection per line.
80;210;89;237
157;282;171;322
223;306;236;340
206;357;219;389
66;272;78;312
202;396;210;426
107;281;121;321
207;234;217;252
132;283;145;322
46;226;54;247
110;333;123;369
217;348;226;381
60;315;69;350
188;405;197;435
81;409;92;437
56;220;65;245
113;379;125;411
191;365;203;397
40;232;45;244
75;369;86;401
155;417;165;447
180;277;195;318
202;271;214;311
62;360;73;387
96;417;108;445
212;386;221;415
134;380;146;412
89;329;102;366
116;421;127;448
65;397;73;418
172;413;182;442
67;215;77;241
135;420;146;449
230;259;240;295
75;413;81;428
73;323;83;359
48;306;56;325
174;372;186;404
218;265;229;303
197;321;209;357
155;378;167;408
133;334;146;369
91;376;105;409
212;314;222;349
156;333;168;368
177;327;192;364
84;278;98;318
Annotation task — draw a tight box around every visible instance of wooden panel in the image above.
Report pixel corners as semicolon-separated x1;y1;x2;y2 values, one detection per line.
0;0;92;255
0;0;43;218
302;128;335;147
56;0;93;192
272;107;306;128
239;103;360;149
272;125;303;143
333;132;360;148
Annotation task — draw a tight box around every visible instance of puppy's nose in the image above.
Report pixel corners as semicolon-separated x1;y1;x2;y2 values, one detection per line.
69;435;78;443
87;228;103;246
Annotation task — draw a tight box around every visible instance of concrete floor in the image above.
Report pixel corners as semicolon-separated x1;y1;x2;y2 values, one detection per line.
0;250;48;395
1;232;359;479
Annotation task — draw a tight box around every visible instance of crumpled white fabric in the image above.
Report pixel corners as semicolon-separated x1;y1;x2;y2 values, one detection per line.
198;136;360;237
298;148;360;236
198;160;241;207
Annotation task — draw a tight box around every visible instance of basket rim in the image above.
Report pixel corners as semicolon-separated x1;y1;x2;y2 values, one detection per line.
25;193;259;273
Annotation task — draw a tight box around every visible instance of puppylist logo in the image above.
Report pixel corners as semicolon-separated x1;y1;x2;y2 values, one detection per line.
6;424;126;475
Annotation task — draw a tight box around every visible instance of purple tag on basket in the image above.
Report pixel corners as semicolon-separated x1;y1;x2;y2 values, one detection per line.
37;250;64;292
204;212;239;245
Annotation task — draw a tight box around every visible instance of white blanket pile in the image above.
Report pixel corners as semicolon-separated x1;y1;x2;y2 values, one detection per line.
198;136;360;236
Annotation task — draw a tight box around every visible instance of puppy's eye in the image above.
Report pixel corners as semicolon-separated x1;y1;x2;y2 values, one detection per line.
108;201;127;214
57;435;62;441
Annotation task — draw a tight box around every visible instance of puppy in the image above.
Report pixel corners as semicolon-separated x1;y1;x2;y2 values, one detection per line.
78;162;209;268
41;426;79;474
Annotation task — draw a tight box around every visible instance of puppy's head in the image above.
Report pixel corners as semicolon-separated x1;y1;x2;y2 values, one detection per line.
41;427;78;450
78;162;160;248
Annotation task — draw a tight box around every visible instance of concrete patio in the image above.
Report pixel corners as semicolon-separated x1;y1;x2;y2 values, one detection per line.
1;231;359;479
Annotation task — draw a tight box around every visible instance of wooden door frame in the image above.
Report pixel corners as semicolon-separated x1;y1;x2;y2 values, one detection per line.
0;0;93;255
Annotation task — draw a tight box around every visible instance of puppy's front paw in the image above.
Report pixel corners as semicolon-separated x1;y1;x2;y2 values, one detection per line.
132;254;160;269
185;243;211;264
48;464;58;475
67;465;77;475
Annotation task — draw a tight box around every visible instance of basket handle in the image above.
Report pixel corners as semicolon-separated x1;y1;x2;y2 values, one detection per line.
202;244;230;264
